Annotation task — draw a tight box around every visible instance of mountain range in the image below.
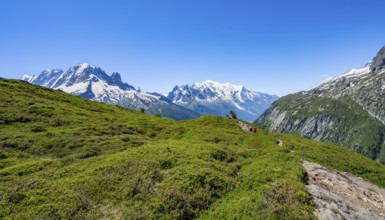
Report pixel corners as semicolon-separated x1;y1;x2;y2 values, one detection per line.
22;63;199;120
256;45;385;164
18;45;385;164
22;64;277;122
168;80;278;122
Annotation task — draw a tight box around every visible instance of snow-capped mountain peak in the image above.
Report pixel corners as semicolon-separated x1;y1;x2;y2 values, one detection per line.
21;63;200;120
21;74;36;82
79;62;90;67
74;62;92;70
167;80;278;122
200;80;244;94
197;80;244;91
189;80;252;103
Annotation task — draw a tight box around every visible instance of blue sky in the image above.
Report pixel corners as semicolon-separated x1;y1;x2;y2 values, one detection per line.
1;0;385;96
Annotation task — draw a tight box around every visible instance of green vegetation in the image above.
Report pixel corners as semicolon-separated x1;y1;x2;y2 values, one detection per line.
258;93;385;164
1;79;385;219
228;110;237;120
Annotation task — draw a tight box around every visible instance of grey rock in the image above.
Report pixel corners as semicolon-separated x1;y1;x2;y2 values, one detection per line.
372;45;385;73
303;161;385;220
237;121;257;133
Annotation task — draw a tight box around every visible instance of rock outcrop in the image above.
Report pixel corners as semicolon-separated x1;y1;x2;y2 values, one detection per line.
237;121;257;133
303;161;385;220
372;46;385;73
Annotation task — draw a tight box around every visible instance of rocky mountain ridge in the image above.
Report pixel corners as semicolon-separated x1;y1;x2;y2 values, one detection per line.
168;80;278;122
256;45;385;164
22;64;278;122
22;63;200;120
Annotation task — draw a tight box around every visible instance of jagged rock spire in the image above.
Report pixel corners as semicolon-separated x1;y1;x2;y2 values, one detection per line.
371;45;385;72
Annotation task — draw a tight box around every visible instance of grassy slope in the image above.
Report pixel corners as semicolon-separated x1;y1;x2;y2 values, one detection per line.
1;79;385;219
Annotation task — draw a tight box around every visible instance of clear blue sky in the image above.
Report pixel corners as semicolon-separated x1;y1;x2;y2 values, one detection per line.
1;0;385;96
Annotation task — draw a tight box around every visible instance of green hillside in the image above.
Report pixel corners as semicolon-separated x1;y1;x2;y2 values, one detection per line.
1;79;385;219
257;93;385;164
256;47;385;164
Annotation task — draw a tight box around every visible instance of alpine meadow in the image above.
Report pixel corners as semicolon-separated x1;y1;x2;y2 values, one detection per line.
1;78;385;219
2;1;385;219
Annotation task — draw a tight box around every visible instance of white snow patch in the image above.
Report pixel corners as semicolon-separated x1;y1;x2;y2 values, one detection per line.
319;63;371;90
76;63;90;75
91;81;108;97
21;75;36;82
57;81;89;94
192;80;259;103
340;63;371;79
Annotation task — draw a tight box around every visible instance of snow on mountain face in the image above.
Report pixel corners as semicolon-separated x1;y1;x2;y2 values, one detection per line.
23;63;134;99
167;80;279;122
318;63;372;91
22;63;200;120
22;69;64;88
21;74;36;82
